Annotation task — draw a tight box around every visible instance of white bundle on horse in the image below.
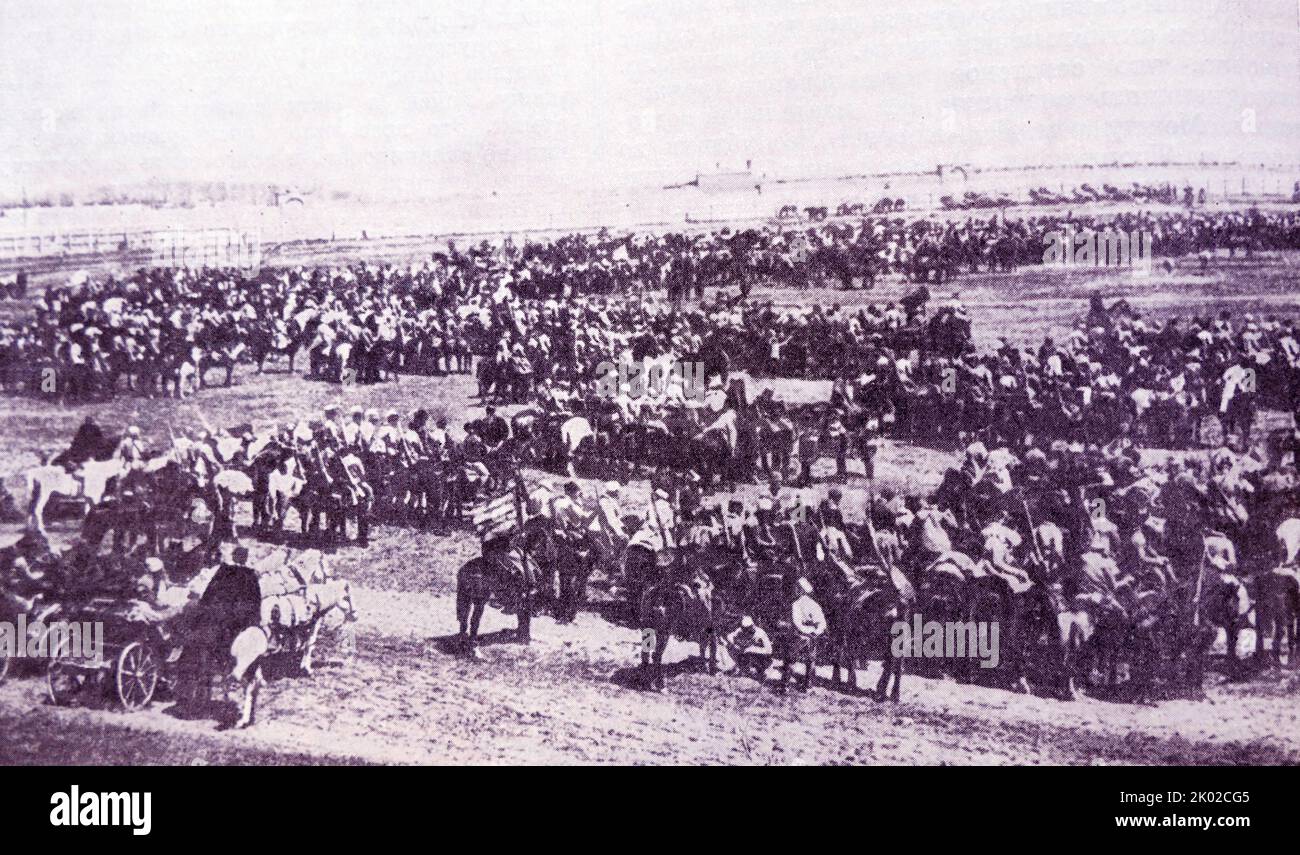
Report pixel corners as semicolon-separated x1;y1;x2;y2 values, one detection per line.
253;548;315;627
214;469;255;495
290;548;332;584
253;547;293;574
561;416;594;456
214;435;245;463
156;565;218;610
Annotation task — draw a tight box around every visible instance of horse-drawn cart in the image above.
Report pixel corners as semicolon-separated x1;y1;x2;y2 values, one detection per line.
46;597;186;712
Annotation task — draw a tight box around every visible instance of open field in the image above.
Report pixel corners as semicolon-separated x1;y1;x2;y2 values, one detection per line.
3;160;1294;249
0;242;1297;765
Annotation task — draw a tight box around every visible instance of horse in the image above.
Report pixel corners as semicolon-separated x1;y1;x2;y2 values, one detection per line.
1198;571;1254;678
224;579;357;728
266;454;306;533
283;451;336;540
1217;371;1257;449
377;454;441;525
926;309;972;359
1067;604;1156;701
81;486;153;553
198;338;246;388
638;567;720;692
26;457;127;537
249;316;316;374
964;570;1035;691
245;438;292;531
913;552;974;679
546;528;596;624
684;430;733;489
477;357;528;404
308;337;353;383
454;518;551;657
694;338;731;387
1258;567;1298;667
827;564;916;701
324;452;373;543
352;332;397;384
1073;575;1211;702
621;538;663;616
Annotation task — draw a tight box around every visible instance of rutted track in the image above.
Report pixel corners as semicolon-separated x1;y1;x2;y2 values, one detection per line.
2;578;1299;765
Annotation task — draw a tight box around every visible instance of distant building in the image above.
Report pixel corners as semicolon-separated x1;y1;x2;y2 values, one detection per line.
696;170;759;193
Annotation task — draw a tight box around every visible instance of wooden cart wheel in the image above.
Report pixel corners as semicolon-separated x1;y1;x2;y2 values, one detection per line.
47;636;92;706
116;641;159;711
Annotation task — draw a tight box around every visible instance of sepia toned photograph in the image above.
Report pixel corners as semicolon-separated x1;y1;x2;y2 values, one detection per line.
0;0;1297;792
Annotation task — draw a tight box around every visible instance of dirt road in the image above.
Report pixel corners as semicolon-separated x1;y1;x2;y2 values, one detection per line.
3;567;1298;765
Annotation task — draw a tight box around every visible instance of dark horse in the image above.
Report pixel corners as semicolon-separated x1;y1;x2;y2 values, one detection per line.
455;517;550;657
547;529;596;624
174;560;261;724
825;564;916;701
249;316;317;374
637;565;720;692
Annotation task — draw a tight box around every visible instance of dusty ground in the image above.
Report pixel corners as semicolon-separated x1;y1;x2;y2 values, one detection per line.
0;244;1297;765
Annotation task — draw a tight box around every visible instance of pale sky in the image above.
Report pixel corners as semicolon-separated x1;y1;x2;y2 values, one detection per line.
1;0;1297;197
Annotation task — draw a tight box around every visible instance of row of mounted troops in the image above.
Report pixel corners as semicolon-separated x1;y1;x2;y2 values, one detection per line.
9;206;1297;403
23;405;520;550
0;265;489;402
28;341;1296;567
18;410;1300;705
456;433;1300;700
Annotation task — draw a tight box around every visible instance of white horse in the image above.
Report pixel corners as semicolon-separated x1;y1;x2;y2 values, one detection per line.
228;579;357;728
25;457;127;537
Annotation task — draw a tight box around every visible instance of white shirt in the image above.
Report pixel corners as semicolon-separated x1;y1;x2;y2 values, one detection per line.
590;496;627;541
631;497;676;551
981;522;1022;565
551;494;588;532
792;595;827;637
917;507;953;555
816;527;853;564
1272;518;1300;566
370;425;400;454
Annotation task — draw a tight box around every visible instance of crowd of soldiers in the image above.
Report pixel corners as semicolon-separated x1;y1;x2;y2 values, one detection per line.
26;261;1300;564
514;411;1299;693
3;205;1298;402
7;199;1300;697
17;351;1300;696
